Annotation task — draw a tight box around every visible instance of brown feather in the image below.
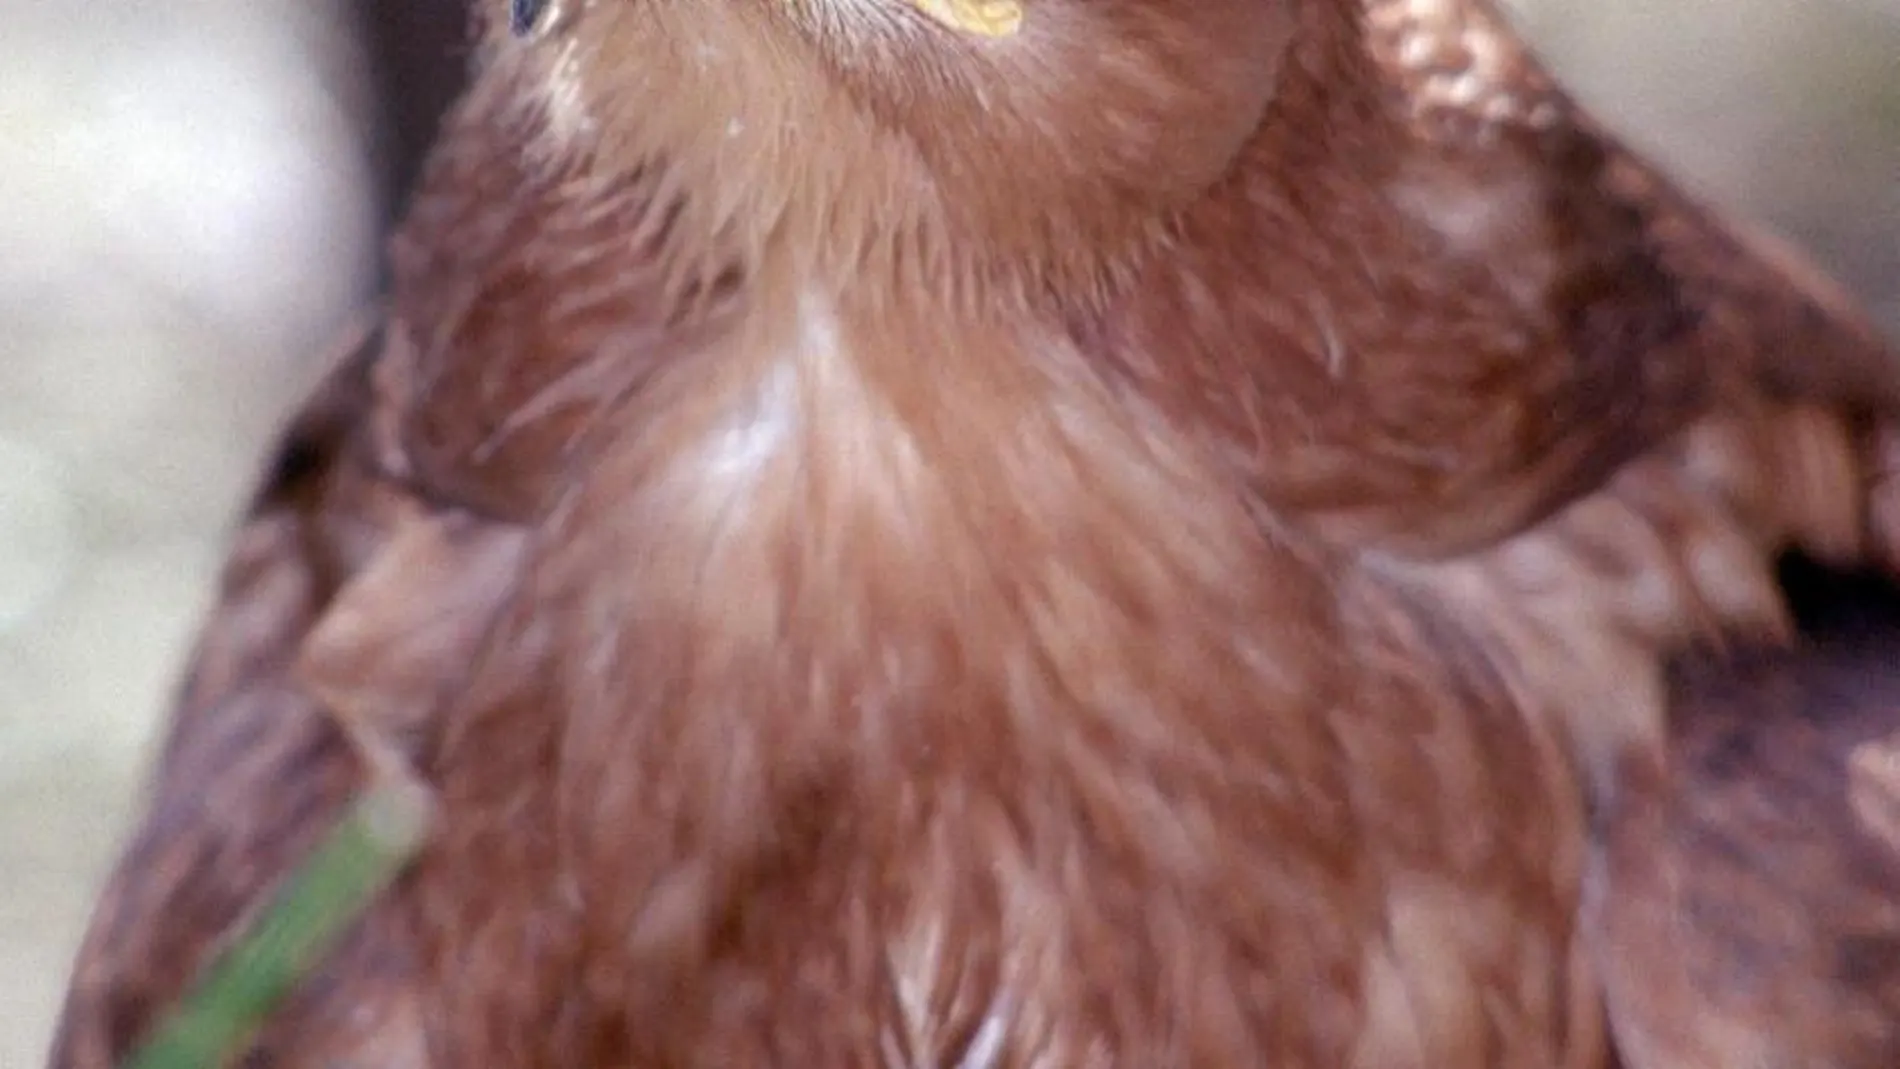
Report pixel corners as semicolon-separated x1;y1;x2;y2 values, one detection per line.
1592;623;1900;1069
50;1;1900;1066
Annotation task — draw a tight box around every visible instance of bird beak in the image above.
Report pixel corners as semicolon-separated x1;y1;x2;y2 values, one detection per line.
904;0;1024;38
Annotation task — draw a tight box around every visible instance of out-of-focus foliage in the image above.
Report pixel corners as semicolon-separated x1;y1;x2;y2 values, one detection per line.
0;1;1893;1064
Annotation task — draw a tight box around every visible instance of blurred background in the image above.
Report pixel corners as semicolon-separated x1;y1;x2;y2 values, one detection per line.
0;0;1895;1062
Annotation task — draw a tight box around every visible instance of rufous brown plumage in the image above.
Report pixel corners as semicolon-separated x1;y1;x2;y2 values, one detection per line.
49;1;1900;1066
1592;569;1900;1069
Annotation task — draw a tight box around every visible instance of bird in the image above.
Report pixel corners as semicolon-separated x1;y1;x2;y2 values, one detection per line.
47;0;1900;1066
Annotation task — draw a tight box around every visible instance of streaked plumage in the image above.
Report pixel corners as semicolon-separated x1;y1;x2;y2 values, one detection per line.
51;1;1900;1066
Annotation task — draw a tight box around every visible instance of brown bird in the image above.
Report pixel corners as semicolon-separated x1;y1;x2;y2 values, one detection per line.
49;0;1900;1066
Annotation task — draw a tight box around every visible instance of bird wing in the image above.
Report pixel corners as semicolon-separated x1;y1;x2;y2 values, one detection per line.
1344;0;1900;559
1590;622;1900;1069
1340;0;1900;753
47;314;528;1069
49;328;401;1068
1356;6;1900;1061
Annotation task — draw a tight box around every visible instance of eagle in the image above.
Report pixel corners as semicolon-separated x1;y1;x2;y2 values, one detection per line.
50;1;1900;1065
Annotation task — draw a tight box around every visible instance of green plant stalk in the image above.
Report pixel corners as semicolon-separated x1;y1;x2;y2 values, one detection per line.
122;779;433;1069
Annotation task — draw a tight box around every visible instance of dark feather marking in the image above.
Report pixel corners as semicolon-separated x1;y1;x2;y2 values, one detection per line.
511;0;547;39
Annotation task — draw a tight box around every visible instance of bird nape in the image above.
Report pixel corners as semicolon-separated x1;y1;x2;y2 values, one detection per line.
49;1;1900;1067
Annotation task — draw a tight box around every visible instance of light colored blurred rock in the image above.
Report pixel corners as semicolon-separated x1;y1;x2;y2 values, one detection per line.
0;2;372;1064
0;437;77;633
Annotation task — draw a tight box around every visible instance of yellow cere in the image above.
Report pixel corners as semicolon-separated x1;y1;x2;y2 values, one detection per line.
907;0;1024;38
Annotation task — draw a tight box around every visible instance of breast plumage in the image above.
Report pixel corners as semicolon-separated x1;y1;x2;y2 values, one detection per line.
50;2;1900;1067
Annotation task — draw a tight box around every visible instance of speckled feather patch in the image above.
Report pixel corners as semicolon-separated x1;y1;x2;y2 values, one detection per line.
1364;0;1568;138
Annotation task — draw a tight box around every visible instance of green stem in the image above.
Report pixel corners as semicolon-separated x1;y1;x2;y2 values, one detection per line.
121;779;432;1069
